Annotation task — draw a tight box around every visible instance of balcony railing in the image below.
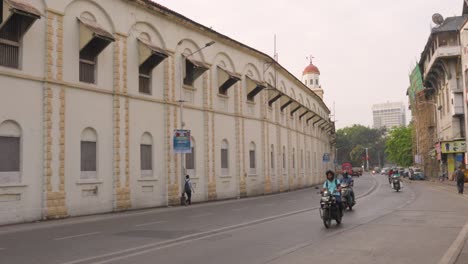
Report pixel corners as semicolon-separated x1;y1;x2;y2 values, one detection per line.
424;45;461;77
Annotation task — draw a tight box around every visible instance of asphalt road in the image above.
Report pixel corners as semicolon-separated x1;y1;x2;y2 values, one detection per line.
0;173;467;264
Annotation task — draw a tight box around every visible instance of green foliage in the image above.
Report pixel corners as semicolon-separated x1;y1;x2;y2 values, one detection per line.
336;125;386;167
385;126;413;167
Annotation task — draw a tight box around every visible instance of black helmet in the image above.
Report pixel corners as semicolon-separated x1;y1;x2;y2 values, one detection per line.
325;170;335;177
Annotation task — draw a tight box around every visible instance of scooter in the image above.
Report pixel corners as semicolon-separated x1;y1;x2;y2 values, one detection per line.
392;175;401;192
320;190;342;228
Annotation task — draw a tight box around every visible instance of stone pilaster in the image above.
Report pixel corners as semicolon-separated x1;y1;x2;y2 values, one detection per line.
277;105;283;193
207;71;218;200
263;93;271;194
208;111;217;200
287;121;293;191
44;10;67;219
166;56;179;205
113;35;131;210
203;68;210;201
234;82;243;198
239;79;246;197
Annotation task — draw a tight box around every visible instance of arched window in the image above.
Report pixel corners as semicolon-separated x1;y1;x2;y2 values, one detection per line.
221;139;229;175
186;137;195;171
141;132;153;177
0;120;21;184
81;128;97;179
78;14;114;84
249;142;256;174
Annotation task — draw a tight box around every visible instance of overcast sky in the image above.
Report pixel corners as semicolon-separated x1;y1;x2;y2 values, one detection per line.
155;0;462;128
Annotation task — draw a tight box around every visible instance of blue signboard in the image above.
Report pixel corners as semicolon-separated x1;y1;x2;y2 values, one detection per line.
173;130;191;153
323;153;330;163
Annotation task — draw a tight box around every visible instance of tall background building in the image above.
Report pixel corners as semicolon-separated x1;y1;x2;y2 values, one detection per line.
372;102;406;129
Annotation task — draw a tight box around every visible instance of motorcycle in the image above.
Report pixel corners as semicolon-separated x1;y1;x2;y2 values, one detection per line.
392;175;401;192
340;182;355;210
320;190;342;228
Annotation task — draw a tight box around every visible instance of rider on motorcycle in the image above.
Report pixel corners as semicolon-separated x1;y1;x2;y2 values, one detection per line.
391;170;402;189
341;171;355;206
388;168;394;184
322;170;343;215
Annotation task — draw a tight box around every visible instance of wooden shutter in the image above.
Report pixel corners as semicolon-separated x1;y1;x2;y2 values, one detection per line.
0;136;20;172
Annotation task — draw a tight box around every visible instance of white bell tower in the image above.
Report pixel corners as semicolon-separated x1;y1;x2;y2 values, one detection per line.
302;56;324;99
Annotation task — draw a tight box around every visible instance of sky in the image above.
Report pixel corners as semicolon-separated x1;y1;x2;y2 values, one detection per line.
154;0;462;129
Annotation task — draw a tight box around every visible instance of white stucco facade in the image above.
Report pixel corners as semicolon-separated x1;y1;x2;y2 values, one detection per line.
0;0;335;225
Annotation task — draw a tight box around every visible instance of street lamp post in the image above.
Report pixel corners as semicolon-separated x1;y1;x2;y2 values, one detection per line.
365;147;369;171
176;40;215;198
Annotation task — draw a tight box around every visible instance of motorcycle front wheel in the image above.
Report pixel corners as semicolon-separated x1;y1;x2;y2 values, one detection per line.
322;209;331;228
336;209;342;225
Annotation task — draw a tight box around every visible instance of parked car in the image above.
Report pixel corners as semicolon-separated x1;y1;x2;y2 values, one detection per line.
410;168;425;180
396;167;404;175
381;167;389;175
403;168;410;178
351;167;362;177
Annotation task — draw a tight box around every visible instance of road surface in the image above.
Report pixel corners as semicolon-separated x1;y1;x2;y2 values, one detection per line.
0;173;467;264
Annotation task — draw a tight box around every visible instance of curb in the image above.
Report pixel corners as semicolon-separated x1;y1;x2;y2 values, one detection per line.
439;219;468;264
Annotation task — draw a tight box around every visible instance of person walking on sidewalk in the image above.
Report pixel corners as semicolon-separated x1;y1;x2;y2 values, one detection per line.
455;166;465;195
184;175;195;205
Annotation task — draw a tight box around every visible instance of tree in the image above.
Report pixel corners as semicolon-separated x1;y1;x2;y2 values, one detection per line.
385;126;413;167
336;125;386;167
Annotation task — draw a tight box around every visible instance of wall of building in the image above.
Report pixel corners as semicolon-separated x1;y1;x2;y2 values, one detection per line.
0;0;334;225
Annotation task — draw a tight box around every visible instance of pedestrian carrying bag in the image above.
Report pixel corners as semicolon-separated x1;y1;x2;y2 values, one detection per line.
184;180;191;192
180;193;187;205
457;170;465;182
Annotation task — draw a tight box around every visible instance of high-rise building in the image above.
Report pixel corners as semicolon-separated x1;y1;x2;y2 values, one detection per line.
372;102;406;129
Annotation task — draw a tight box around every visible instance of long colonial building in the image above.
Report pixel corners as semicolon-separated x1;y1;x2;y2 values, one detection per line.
0;0;335;225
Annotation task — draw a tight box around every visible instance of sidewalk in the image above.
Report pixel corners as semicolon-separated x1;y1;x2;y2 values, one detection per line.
423;178;468;264
427;177;467;190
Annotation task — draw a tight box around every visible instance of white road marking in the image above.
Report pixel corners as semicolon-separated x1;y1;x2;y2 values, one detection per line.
54;232;101;241
287;199;297;202
134;221;166;227
190;213;213;218
262;203;274;206
0;248;5;250
62;179;381;264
